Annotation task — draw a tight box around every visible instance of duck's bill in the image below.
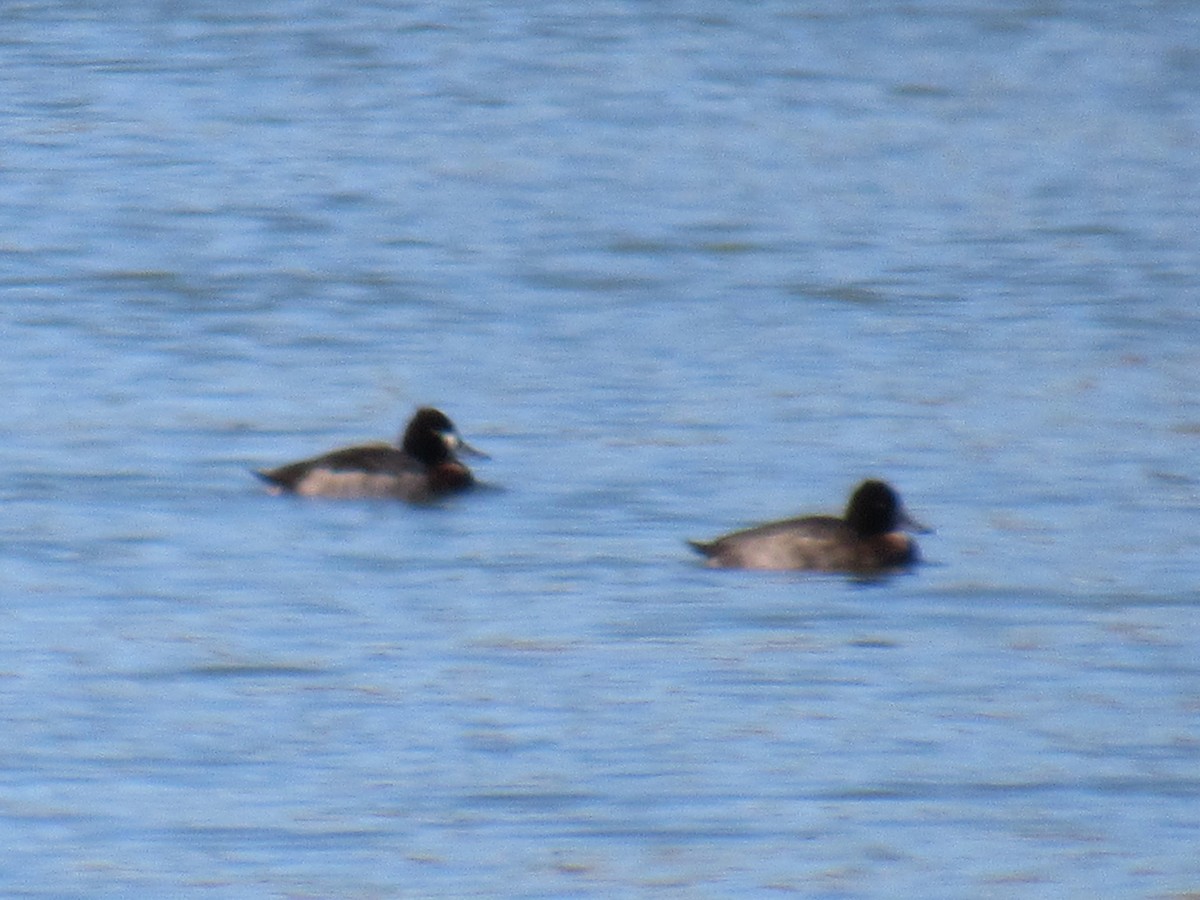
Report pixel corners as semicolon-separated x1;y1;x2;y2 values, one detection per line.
456;438;490;459
440;429;490;460
900;510;933;534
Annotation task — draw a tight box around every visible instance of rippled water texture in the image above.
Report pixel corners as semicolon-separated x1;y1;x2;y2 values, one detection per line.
3;2;1200;896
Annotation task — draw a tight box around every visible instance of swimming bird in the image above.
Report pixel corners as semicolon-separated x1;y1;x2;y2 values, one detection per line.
256;407;486;502
688;479;928;572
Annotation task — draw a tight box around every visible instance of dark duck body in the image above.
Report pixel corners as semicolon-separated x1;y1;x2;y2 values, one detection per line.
689;479;927;573
257;407;485;502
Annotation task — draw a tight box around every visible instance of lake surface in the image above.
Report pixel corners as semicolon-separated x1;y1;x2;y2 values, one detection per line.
3;1;1200;896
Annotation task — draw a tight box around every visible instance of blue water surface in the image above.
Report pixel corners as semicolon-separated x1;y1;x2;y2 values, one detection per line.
3;1;1200;896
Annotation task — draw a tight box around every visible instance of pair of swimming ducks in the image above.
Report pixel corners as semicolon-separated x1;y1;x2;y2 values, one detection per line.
257;407;930;574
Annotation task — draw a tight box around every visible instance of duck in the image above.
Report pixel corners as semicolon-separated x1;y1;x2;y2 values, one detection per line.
688;479;927;573
256;407;486;502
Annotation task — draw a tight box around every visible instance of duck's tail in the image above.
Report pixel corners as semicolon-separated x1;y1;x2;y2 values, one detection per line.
252;468;289;494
